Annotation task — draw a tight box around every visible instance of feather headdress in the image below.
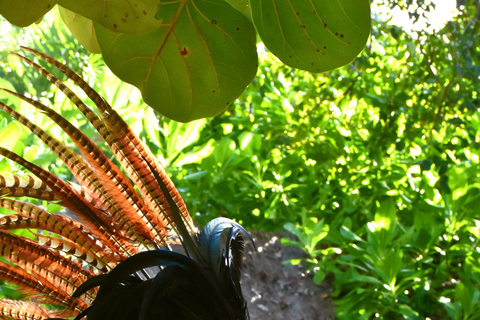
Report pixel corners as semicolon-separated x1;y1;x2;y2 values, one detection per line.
0;47;253;320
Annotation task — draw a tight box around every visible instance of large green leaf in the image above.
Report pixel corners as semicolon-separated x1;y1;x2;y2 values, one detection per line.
58;6;101;53
225;0;252;21
57;0;164;34
250;0;371;72
0;0;56;27
95;0;257;122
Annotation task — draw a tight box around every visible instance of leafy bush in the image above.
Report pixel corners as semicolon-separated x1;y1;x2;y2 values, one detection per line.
150;3;480;319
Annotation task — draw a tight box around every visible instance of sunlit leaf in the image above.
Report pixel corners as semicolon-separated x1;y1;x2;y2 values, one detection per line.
58;6;101;53
0;122;22;151
0;0;56;27
250;0;371;72
95;0;257;122
380;250;402;285
374;199;397;232
23;145;38;162
283;222;306;244
0;79;21;106
57;0;163;34
176;139;214;167
310;219;329;247
340;226;364;242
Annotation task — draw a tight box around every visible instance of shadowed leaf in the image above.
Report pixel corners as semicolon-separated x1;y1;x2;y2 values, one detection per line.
0;0;56;27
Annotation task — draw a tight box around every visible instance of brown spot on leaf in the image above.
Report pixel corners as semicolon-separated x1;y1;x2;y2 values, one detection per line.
47;3;51;8
324;23;327;28
181;47;188;56
296;12;299;15
113;23;117;28
313;11;317;14
340;34;344;38
311;62;314;65
236;27;240;31
122;18;127;23
212;90;216;93
125;12;129;17
324;46;327;49
211;20;217;24
316;49;320;52
143;10;147;15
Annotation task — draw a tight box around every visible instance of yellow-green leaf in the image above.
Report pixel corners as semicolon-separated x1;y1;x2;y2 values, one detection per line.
0;122;22;151
58;6;101;53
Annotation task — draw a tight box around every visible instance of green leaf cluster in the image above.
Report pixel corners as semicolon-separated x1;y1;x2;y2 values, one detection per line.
141;3;478;318
0;0;370;121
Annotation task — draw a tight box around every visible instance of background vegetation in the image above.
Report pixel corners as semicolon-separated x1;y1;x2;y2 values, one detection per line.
1;1;479;319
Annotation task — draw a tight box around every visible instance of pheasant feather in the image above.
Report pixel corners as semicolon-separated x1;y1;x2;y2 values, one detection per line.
0;48;253;320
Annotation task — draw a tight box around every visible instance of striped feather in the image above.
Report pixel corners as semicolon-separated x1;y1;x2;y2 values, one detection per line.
0;48;252;320
0;101;157;247
0;242;82;296
0;229;93;281
68;182;108;212
15;48;196;238
0;173;58;201
0;146;134;256
0;261;87;311
0;299;50;320
36;234;108;273
0;197;121;266
1;74;170;248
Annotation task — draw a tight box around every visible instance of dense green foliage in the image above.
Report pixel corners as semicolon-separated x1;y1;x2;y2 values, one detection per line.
1;0;370;122
1;2;480;319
